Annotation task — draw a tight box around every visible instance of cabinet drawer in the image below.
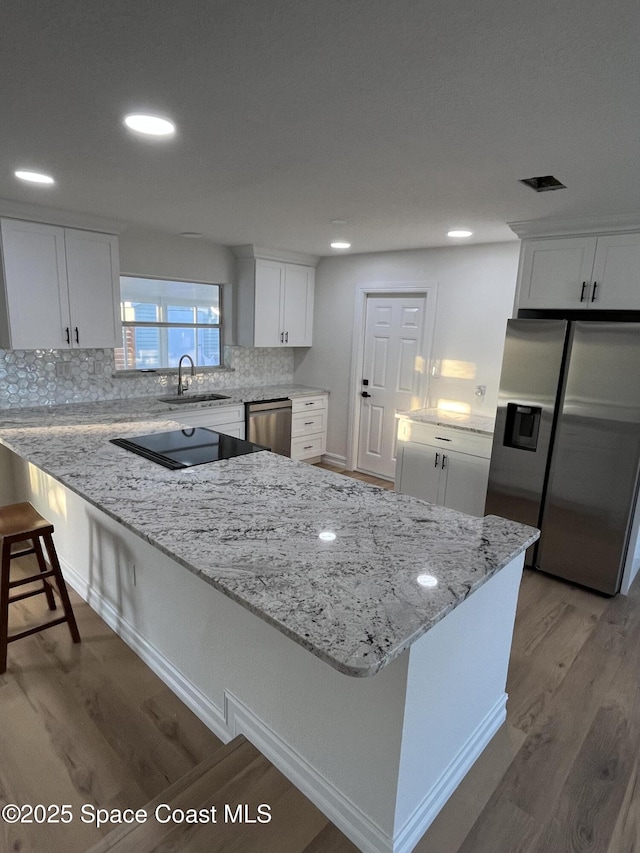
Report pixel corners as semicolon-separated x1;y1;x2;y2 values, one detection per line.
397;420;492;459
291;433;326;460
291;410;326;437
291;395;327;413
169;404;244;428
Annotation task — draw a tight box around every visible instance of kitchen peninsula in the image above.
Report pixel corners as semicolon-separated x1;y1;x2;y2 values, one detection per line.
0;396;537;853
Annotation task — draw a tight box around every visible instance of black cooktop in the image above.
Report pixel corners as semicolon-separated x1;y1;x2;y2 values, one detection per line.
110;428;267;469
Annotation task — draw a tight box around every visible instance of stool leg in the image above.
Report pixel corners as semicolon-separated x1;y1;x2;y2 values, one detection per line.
1;544;10;674
42;533;80;645
32;537;57;611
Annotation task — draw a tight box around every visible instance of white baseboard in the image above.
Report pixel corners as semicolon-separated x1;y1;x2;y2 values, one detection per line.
62;560;507;853
64;559;390;852
61;559;231;745
321;452;347;468
225;691;391;853
355;465;395;482
393;694;507;853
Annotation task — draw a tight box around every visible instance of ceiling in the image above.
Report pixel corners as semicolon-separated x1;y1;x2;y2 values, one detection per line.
1;0;638;256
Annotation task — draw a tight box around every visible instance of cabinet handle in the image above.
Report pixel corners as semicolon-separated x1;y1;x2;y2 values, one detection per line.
304;421;314;425
285;331;289;343
434;452;440;467
65;327;70;344
280;332;284;344
580;281;587;302
442;454;447;469
591;281;598;302
304;444;313;450
74;327;79;344
305;402;314;406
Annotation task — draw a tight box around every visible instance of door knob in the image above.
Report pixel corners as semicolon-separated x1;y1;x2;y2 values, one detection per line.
361;391;371;398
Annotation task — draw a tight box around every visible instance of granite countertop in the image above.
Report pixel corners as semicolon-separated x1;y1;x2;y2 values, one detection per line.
0;384;327;425
397;407;496;436
0;398;536;677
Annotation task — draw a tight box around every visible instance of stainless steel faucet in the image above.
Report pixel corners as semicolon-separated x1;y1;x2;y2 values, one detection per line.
177;354;195;395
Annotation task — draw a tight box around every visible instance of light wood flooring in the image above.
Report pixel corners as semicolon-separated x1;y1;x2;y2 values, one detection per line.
315;463;394;490
2;484;640;851
0;557;358;853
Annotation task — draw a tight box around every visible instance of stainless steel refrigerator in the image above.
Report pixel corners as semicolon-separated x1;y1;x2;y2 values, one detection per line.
485;319;640;594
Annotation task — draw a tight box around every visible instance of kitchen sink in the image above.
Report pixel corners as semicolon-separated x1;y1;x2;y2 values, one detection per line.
158;393;231;404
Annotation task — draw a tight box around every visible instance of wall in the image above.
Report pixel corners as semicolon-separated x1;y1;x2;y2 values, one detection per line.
118;227;237;340
294;242;519;460
0;227;295;408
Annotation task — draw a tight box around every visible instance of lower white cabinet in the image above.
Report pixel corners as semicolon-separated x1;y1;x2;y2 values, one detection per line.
290;394;328;462
154;395;329;459
161;403;245;438
395;421;491;517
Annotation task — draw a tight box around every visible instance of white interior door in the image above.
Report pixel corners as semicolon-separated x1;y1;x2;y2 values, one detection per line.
357;294;427;479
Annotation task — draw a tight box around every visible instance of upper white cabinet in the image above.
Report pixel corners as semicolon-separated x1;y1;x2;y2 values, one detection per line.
0;218;120;350
590;234;640;308
236;256;315;347
63;228;121;347
517;232;640;311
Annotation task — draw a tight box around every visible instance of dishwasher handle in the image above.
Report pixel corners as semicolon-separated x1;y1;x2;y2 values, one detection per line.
245;398;292;414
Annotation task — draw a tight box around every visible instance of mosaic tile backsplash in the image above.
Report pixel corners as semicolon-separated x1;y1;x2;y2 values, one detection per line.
0;346;294;409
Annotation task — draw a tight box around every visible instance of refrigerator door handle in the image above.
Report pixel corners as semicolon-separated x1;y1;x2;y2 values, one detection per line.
591;281;598;302
580;281;587;302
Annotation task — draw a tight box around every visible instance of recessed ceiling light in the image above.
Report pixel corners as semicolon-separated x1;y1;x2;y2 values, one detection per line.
447;230;473;238
14;170;55;185
123;114;176;137
330;241;351;250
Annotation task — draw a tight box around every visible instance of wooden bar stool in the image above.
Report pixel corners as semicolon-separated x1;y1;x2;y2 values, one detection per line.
0;501;80;674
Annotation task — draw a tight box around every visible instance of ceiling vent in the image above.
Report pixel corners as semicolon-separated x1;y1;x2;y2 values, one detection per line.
519;175;567;192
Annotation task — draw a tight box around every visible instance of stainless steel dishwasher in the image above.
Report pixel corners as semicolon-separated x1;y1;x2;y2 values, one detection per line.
245;398;292;457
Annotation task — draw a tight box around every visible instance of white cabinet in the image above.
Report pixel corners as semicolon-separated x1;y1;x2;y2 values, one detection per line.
290;394;328;462
161;403;246;439
237;258;314;347
154;396;329;453
64;229;121;347
517;232;640;310
0;218;121;350
395;421;492;517
590;234;640;308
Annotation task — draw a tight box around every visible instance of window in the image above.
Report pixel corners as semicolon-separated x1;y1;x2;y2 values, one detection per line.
115;276;222;370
